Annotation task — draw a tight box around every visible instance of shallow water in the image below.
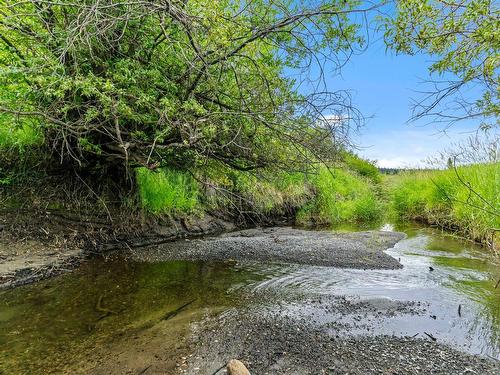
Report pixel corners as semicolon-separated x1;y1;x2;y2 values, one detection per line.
0;224;499;373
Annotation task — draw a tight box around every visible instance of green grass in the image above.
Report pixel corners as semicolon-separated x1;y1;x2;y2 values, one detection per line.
192;162;312;216
135;160;384;227
342;151;381;183
297;166;383;225
135;168;200;214
0;118;44;186
195;162;382;225
389;163;500;247
0;117;41;150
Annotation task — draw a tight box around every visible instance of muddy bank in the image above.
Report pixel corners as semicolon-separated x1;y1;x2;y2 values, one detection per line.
0;240;84;289
128;227;406;269
180;308;500;374
0;210;235;289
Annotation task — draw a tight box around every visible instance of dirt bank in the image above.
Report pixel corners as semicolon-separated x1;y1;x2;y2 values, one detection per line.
0;209;235;289
127;227;406;269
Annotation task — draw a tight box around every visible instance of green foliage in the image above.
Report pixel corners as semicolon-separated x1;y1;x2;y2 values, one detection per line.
389;163;500;246
136;168;199;214
0;0;364;181
297;167;383;225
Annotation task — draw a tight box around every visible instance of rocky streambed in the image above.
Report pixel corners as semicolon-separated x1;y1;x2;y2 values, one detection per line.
1;225;499;374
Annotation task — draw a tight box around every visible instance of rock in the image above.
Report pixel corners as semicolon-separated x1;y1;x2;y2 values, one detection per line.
227;359;250;375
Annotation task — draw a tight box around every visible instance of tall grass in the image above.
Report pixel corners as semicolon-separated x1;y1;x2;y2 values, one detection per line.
342;152;381;183
1;118;44;186
135;168;199;214
0;117;41;150
197;164;312;216
389;163;499;248
135;161;384;227
297;167;383;225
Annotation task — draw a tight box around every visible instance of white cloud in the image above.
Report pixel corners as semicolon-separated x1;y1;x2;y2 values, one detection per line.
376;157;424;169
357;126;474;169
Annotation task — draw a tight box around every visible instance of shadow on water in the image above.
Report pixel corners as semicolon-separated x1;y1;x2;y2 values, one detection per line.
1;223;499;373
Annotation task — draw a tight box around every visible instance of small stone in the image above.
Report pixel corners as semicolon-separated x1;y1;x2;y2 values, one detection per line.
227;359;250;375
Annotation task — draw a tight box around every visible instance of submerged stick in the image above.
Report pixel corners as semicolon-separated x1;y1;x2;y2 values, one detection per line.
495;279;500;289
95;294;118;321
137;365;151;374
423;332;437;341
210;364;226;375
162;300;195;321
458;304;462;317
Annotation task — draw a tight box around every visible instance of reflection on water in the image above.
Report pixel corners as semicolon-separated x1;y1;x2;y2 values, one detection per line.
0;223;499;374
0;261;265;374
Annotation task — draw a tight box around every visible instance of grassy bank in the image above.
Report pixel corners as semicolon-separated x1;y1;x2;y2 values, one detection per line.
135;156;384;226
296;167;383;225
388;163;499;249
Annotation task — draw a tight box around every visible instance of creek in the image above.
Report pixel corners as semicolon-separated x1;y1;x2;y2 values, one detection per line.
0;223;499;374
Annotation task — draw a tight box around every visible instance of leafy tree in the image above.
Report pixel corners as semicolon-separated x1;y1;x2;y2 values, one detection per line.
384;0;499;128
0;0;372;186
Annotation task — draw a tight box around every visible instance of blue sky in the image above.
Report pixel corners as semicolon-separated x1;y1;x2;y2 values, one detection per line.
329;37;475;168
310;11;479;168
327;35;480;168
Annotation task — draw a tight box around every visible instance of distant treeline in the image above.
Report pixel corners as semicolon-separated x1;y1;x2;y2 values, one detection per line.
379;168;434;175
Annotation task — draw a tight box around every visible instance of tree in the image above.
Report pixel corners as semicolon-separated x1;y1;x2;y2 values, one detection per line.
384;0;499;129
0;0;374;186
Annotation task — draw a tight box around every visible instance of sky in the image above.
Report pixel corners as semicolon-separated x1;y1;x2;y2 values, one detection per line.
304;14;479;168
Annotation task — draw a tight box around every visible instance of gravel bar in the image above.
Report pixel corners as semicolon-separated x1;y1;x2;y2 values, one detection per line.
127;227;406;269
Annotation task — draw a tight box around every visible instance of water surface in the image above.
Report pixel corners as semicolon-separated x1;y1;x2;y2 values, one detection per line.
0;224;498;373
